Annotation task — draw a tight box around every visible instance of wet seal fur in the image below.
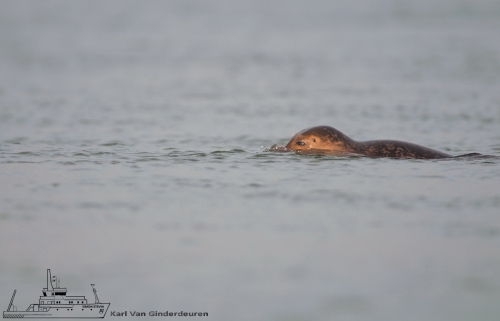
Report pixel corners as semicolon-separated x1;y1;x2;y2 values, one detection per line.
274;126;465;159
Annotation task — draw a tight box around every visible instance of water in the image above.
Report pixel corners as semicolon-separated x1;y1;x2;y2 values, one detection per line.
1;1;500;320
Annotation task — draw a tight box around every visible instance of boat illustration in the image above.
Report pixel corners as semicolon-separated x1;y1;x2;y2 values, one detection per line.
3;269;110;318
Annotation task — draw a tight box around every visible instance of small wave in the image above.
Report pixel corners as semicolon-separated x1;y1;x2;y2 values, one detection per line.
136;157;162;162
166;151;207;157
100;141;124;146
4;137;27;144
452;153;500;162
210;149;247;155
16;151;41;156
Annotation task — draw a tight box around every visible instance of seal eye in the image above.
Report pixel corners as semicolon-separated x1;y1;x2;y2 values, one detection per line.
296;141;306;146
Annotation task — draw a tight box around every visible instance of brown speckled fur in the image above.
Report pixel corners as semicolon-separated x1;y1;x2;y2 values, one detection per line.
285;126;452;159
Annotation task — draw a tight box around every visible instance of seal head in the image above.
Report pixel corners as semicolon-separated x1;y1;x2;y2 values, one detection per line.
285;126;453;159
285;126;357;155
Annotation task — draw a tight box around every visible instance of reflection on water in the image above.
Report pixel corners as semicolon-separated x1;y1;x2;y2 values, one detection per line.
1;1;500;320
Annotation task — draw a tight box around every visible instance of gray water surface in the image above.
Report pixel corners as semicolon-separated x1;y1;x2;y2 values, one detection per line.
1;1;500;320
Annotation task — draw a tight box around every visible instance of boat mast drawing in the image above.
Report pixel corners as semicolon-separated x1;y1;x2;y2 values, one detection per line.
6;290;17;313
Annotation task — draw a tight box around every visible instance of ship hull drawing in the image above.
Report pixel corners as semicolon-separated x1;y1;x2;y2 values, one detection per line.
3;269;110;319
3;304;110;319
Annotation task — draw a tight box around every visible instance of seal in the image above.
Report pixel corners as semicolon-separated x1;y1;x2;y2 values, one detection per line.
283;126;453;159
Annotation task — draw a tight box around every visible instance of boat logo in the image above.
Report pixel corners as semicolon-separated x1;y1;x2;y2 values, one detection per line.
3;269;110;319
